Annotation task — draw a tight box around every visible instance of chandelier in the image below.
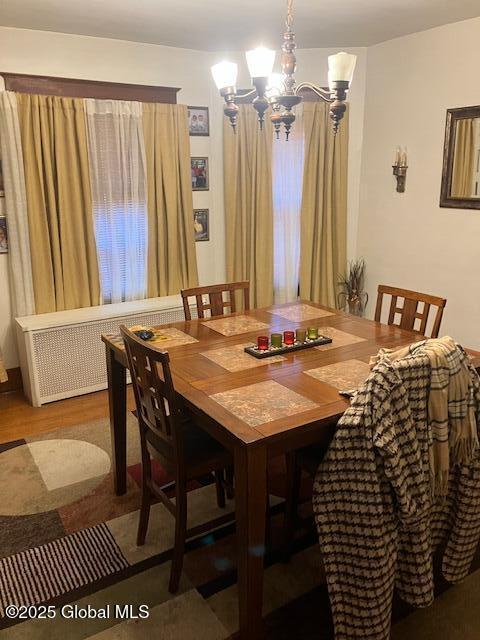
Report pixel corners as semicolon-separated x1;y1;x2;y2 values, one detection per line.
211;0;356;139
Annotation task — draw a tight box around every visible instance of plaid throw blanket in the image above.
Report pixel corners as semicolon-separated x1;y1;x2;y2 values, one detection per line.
371;337;479;495
313;350;480;640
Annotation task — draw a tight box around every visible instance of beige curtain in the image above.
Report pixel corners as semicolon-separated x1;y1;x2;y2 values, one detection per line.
142;103;198;297
451;118;475;198
0;91;36;316
16;94;100;313
223;105;274;308
0;348;7;383
299;102;348;308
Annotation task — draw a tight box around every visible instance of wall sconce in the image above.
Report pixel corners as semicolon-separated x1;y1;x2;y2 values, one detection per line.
393;146;408;192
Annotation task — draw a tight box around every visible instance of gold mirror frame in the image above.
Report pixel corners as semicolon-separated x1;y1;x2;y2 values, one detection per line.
440;105;480;210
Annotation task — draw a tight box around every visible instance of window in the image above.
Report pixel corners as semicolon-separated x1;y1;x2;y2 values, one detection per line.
86;100;148;303
272;106;305;303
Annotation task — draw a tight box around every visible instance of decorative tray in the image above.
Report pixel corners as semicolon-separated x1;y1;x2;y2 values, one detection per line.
244;336;332;359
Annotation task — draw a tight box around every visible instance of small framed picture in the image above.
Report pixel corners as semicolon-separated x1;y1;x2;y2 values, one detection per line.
0;217;8;254
194;209;209;242
188;106;209;136
191;157;209;191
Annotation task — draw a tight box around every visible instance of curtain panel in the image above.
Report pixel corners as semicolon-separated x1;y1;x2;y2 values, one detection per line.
299;102;348;308
223;105;274;308
451;118;475;198
0;350;7;383
16;93;100;313
142;103;198;297
0;91;35;316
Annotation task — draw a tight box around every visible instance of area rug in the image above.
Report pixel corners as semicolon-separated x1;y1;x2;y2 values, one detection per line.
0;415;232;606
0;414;322;639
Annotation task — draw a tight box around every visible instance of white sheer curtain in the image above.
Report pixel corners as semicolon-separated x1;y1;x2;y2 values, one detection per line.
272;104;304;303
85;99;147;304
0;90;36;316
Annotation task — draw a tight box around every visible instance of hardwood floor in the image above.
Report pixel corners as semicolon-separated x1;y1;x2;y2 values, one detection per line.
0;387;136;444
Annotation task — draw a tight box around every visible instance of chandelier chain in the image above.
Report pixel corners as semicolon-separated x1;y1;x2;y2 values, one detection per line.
286;0;294;31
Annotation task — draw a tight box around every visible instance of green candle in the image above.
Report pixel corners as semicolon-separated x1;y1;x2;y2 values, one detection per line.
307;326;318;340
296;328;307;343
271;333;283;348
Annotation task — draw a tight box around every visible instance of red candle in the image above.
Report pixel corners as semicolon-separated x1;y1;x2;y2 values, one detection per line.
257;336;269;350
283;330;295;346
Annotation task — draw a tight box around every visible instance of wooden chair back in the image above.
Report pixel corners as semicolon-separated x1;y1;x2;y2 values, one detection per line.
181;281;250;320
374;285;447;338
120;325;183;457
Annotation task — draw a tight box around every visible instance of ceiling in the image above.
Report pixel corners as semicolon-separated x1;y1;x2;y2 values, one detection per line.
1;0;479;51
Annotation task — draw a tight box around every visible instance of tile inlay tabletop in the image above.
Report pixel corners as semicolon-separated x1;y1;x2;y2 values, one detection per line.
201;343;285;372
304;359;371;391
210;380;319;427
268;303;334;322
201;315;270;337
314;326;367;351
105;327;198;350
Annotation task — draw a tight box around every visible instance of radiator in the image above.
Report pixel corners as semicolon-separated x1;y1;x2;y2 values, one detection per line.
15;295;194;406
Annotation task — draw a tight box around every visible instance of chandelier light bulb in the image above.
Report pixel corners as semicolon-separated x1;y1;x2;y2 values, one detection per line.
328;52;357;85
211;61;238;90
245;47;276;79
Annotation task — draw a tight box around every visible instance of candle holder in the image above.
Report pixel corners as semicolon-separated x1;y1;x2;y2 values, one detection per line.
245;333;332;359
283;330;295;346
271;333;283;348
257;336;269;351
295;328;307;343
307;326;319;340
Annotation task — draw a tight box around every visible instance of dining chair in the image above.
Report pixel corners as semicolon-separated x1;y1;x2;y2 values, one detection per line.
120;325;234;593
283;426;336;560
181;281;249;505
181;281;250;320
374;285;447;338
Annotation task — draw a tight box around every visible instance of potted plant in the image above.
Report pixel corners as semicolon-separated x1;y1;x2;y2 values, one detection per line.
337;258;368;317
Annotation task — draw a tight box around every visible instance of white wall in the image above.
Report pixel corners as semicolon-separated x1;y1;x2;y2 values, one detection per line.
357;17;480;349
0;26;227;368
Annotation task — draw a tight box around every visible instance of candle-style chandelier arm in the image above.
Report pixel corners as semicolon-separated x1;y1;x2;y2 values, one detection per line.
294;82;332;102
294;80;350;134
236;88;258;99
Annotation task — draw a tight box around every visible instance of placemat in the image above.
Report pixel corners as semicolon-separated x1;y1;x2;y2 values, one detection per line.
201;343;285;372
268;304;334;322
304;359;371;391
314;326;366;351
201;315;270;337
210;380;318;427
104;327;198;350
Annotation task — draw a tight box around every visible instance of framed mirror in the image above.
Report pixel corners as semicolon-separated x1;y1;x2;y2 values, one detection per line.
440;105;480;209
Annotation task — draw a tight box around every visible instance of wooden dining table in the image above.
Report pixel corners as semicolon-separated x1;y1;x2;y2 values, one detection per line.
102;301;480;640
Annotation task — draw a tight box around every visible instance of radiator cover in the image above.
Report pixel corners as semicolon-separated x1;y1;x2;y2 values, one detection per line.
15;296;194;406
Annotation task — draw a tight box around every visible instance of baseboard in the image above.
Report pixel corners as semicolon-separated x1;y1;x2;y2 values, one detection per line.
0;367;23;394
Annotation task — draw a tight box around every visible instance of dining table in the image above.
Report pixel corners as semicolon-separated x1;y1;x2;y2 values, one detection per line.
101;300;480;640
